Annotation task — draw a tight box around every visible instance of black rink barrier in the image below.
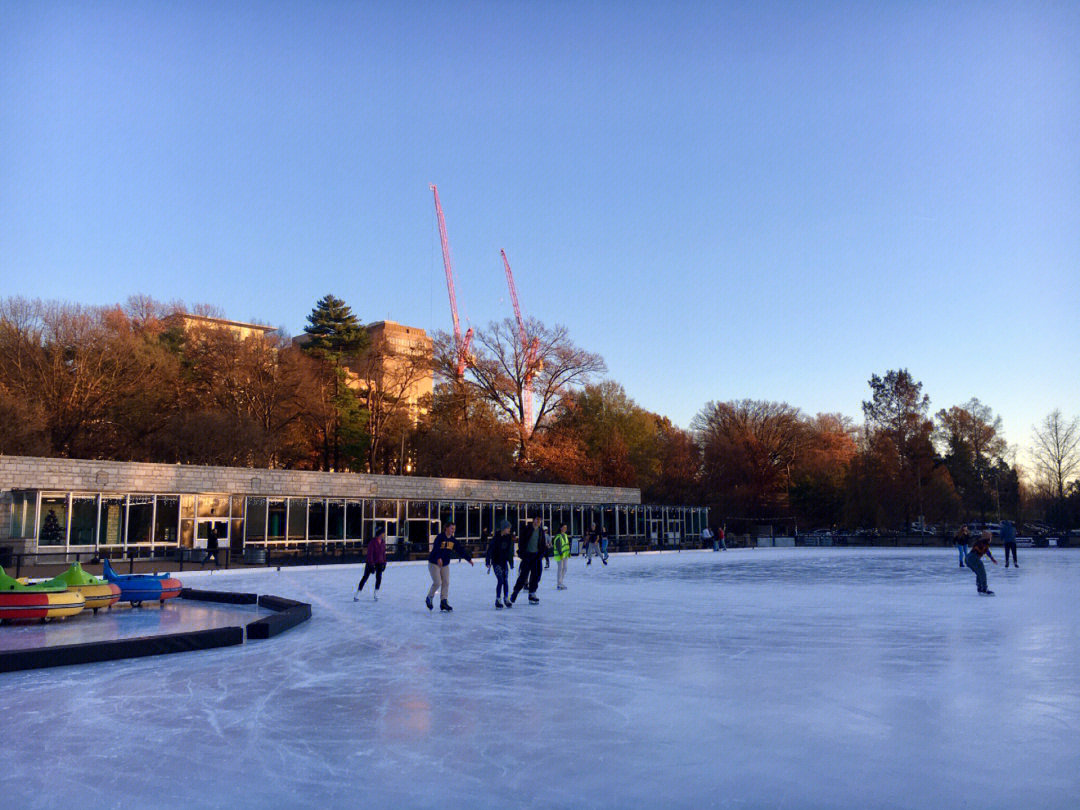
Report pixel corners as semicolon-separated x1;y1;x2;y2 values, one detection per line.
246;595;312;640
181;587;258;605
0;626;244;673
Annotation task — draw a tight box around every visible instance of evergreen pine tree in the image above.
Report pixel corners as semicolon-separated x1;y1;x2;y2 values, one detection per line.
303;294;368;358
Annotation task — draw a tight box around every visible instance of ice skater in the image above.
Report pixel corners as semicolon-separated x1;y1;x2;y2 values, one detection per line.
510;516;549;605
485;519;515;609
583;524;600;565
954;524;970;568
201;525;220;568
426;521;473;612
965;531;997;595
703;525;714;551
354;527;386;601
599;525;609;564
718;524;727;551
1001;520;1018;568
552;523;570;589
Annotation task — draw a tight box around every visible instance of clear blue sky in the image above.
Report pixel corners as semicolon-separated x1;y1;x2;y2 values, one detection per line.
3;1;1078;457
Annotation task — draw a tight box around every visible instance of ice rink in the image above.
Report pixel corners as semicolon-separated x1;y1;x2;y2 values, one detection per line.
3;548;1078;810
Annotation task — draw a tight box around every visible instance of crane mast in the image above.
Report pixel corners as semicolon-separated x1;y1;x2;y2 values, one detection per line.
430;184;473;378
500;249;541;432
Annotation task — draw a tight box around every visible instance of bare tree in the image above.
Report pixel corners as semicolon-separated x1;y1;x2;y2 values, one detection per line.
466;317;605;460
1031;409;1080;500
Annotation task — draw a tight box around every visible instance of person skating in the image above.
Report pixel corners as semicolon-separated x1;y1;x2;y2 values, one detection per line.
703;525;715;551
1001;520;1019;568
510;516;549;605
954;525;970;569
485;520;515;609
599;524;609;564
718;524;727;551
354;527;387;602
583;524;600;565
552;523;571;589
426;521;473;612
965;531;998;595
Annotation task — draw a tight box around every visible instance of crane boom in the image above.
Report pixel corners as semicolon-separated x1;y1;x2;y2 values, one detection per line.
501;249;527;348
500;249;541;432
431;184;472;377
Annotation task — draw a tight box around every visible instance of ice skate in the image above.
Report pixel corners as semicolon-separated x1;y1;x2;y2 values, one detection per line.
979;589;995;596
528;593;539;604
504;597;512;608
425;596;433;611
373;592;378;601
353;594;359;602
495;599;503;609
440;600;453;611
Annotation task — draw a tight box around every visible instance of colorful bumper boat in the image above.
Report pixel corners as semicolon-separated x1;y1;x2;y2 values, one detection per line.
102;559;182;607
51;562;121;613
0;566;86;622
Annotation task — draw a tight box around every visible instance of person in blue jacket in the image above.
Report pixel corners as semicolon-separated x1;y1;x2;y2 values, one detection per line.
1000;520;1019;567
426;521;473;612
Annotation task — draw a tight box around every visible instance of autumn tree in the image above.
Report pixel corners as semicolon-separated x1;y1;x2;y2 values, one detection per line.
934;398;1009;519
693;399;803;519
411;385;515;480
789;413;857;528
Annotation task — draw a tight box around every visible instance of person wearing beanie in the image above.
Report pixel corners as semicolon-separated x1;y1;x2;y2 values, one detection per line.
485;519;516;609
965;531;997;595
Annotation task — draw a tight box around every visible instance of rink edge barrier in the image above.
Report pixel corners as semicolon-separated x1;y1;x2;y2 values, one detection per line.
0;626;243;673
246;595;311;640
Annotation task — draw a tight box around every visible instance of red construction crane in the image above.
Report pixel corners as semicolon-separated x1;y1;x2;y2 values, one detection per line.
430;184;473;378
500;249;541;432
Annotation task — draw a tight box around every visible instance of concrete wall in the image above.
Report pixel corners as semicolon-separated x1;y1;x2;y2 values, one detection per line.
0;455;640;508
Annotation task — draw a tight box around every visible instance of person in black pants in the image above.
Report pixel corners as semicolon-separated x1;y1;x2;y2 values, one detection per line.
201;525;220;568
510;517;550;605
485;520;515;609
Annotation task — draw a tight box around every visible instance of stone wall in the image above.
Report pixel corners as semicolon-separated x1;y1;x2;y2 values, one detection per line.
0;455;640;507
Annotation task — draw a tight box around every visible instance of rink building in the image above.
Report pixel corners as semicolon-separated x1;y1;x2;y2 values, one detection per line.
0;456;707;561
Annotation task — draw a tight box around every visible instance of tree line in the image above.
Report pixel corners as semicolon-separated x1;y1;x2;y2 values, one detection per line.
1;295;1077;531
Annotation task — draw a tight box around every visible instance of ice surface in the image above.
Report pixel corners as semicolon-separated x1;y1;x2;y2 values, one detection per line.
2;548;1078;810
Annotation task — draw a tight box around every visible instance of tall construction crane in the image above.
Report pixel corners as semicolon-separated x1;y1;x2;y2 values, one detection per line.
500;249;541;432
430;184;473;379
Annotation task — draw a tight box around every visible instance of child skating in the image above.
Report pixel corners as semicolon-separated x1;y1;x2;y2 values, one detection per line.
965;530;997;595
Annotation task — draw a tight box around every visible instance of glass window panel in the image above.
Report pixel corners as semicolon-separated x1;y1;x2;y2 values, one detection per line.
345;501;363;540
99;497;126;547
246;497;267;542
493;503;506;534
375;499;397;519
505;504;519;536
327;500;345;541
198;495;230;518
308;499;327;541
231;495;245;519
287;498;307;541
180;495;195;519
617;507;628;537
267;499;286;541
407;500;428;519
466;503;480;538
10;491;36;538
39;494;68;546
70;495;98;546
128;496;153;544
479;503;493;536
571;506;582;537
155;496;179;545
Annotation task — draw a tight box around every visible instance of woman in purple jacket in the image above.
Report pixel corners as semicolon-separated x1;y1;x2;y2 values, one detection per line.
354;528;387;602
